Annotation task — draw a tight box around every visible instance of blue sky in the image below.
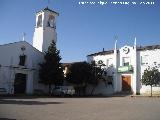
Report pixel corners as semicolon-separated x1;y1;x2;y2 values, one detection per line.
0;0;160;62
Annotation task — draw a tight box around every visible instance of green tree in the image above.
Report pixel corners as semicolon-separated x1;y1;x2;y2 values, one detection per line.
39;40;64;94
141;67;160;96
66;62;93;95
90;60;107;95
66;61;106;96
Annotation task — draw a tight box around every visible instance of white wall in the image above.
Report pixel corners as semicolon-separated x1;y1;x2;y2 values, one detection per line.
139;49;160;94
87;46;160;95
33;10;58;52
86;82;114;95
0;41;44;94
87;54;114;95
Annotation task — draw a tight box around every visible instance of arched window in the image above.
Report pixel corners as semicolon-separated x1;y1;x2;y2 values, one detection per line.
37;15;42;27
48;15;55;28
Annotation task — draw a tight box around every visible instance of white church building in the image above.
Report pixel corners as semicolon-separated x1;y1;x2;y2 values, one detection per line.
0;7;58;94
87;40;160;95
0;7;160;95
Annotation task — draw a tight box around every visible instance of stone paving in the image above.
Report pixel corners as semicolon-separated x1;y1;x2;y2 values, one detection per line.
0;96;160;120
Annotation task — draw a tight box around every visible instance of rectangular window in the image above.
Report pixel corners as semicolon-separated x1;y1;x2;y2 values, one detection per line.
141;55;148;65
107;58;113;67
123;57;130;66
19;55;26;66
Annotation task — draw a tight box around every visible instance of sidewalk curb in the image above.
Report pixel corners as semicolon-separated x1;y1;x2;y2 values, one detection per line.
130;95;160;98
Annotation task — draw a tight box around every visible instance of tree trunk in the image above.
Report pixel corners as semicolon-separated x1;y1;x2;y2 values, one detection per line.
83;85;87;96
91;85;96;95
103;79;108;88
75;87;80;96
151;85;152;97
49;84;51;95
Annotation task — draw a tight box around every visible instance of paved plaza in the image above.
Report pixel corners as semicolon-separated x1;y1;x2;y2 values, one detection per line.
0;96;160;120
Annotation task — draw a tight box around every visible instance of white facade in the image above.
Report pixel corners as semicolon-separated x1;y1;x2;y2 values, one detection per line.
0;41;44;94
87;42;160;95
0;7;58;94
33;7;59;52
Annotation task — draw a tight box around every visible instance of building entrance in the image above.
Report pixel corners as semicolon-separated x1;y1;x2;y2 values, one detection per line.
122;75;131;91
14;73;27;94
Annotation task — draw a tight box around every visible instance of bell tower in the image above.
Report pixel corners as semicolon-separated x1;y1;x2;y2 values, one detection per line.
33;7;59;52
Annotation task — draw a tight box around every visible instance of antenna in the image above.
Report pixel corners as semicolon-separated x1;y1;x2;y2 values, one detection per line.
47;0;50;7
22;32;26;41
114;35;118;41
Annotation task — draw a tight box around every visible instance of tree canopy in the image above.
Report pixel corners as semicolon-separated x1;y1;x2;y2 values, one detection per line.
66;62;93;85
66;61;106;95
141;67;160;96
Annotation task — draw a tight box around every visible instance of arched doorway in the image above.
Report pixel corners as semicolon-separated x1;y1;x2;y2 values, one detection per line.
14;73;27;94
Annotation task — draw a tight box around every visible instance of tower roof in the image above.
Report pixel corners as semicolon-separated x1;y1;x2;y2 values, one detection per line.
37;7;59;16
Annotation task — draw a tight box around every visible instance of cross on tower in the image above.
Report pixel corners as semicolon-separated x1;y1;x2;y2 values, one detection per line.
48;0;50;4
47;0;51;7
114;35;118;41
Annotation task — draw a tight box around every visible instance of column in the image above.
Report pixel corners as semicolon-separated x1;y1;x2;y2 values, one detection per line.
26;71;34;94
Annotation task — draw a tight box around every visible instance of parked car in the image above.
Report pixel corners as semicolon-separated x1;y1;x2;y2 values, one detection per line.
51;86;75;96
0;88;7;95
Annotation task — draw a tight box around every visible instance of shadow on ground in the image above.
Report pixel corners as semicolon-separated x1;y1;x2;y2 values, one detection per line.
0;91;132;100
0;99;64;105
0;95;53;99
0;118;16;120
